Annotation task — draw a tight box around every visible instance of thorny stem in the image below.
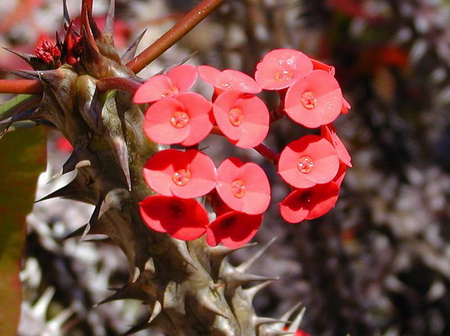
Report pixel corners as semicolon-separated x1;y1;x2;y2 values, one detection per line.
126;0;224;74
96;77;141;94
0;79;43;94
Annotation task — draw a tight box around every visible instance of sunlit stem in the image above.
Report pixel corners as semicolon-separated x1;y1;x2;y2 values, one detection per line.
96;77;141;94
0;80;43;94
127;0;224;73
210;126;280;164
253;143;280;165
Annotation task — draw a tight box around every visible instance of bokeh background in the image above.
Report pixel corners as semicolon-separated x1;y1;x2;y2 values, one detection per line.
1;0;450;335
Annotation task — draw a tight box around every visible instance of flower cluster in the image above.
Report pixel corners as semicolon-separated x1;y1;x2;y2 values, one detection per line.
135;49;351;248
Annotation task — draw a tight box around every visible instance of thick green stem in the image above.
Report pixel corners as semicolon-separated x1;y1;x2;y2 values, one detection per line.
126;0;224;74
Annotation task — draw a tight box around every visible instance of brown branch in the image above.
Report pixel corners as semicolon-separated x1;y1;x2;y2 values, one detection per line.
127;0;224;74
0;80;43;94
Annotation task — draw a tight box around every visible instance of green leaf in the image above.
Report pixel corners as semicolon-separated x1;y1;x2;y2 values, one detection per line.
0;126;46;336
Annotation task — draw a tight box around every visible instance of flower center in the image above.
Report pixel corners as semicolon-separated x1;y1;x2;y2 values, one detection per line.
170;111;190;128
299;191;312;204
230;180;246;198
301;91;318;109
228;107;244;126
172;169;191;186
161;86;179;98
297;156;314;174
274;69;293;82
169;200;186;218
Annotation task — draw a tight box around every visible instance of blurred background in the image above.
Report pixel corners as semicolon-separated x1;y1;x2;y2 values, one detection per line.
1;0;450;335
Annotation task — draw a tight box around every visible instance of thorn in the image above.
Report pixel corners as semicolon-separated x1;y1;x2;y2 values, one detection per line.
81;5;100;53
120;318;151;336
148;300;162;323
132;267;141;283
3;48;48;70
10;70;41;80
210;242;257;261
79;223;92;242
112;137;131;191
173;239;198;271
280;302;303;323
63;0;71;30
236;237;276;273
223;271;279;291
197;296;227;317
60;224;89;241
243;280;274;302
254;317;289;327
285;307;306;333
121;30;146;63
103;0;115;36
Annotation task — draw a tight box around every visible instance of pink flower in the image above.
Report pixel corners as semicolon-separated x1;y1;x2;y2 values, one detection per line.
284;70;343;128
133;64;198;103
143;92;213;146
254;49;313;90
206;211;262;249
139;195;209;241
280;182;340;223
278;135;340;189
213;90;269;148
198;65;261;95
321;124;352;167
143;149;216;199
216;158;271;215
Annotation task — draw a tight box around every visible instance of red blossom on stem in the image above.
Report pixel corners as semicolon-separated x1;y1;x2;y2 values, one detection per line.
206;211;263;249
198;65;261;96
213;90;269;148
280;182;340;223
321;124;352;167
143;149;216;199
143;92;213;146
278;135;340;189
254;49;313;90
216;158;271;215
133;64;198;103
34;39;61;65
139;195;209;240
284;70;343;128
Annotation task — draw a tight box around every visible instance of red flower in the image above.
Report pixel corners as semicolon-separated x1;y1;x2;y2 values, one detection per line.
198;65;261;95
278;135;340;189
216;158;271;215
143;149;216;199
284;70;343;128
206;211;262;249
143;92;213;146
139;195;209;241
321;124;352;167
213;90;269;148
133;64;198;103
280;182;340;223
311;58;335;75
254;49;313;90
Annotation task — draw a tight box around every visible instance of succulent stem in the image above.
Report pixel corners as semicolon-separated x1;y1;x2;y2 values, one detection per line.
126;0;224;74
0;79;43;94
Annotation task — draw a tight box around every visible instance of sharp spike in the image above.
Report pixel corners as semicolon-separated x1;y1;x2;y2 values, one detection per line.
197;296;226;317
132;266;141;283
225;272;279;287
103;0;115;36
10;70;40;80
254;317;289;327
280;302;303;322
148;300;162;323
61;224;89;241
62;0;71;31
47;150;91;183
121;30;146;63
3;48;48;70
79;223;92;242
120;318;151;336
243;280;274;302
286;307;306;333
236;237;276;273
112;136;131;191
173;240;198;271
81;5;100;53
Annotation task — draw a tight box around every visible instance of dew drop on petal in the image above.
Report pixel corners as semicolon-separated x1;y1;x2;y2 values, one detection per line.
170;111;190;128
221;82;231;89
231;179;246;198
274;69;293;82
161;86;179;98
228;107;244;126
297;156;314;174
301;91;318;109
172;169;191;186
